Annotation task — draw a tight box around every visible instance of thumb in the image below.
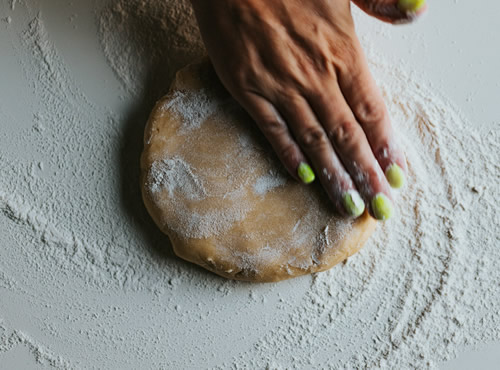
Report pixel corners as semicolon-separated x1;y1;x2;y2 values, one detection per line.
352;0;427;24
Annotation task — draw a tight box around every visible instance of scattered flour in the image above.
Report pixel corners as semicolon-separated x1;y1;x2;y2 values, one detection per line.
0;0;498;368
149;157;207;200
253;170;288;195
162;89;221;132
0;325;70;368
98;0;204;98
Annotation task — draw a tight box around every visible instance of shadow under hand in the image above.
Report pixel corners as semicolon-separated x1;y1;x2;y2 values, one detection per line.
99;0;206;261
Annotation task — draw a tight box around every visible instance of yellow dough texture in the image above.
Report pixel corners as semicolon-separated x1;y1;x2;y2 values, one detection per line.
140;60;377;282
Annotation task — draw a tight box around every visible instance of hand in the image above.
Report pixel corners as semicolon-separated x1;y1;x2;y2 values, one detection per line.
190;0;426;220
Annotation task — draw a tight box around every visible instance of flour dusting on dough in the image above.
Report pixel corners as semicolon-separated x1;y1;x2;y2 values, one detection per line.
253;170;288;195
149;157;206;200
145;76;361;277
162;89;221;132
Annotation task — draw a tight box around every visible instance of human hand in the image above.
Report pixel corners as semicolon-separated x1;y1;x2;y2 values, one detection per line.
190;0;426;220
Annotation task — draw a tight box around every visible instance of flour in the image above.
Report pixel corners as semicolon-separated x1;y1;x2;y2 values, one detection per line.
0;0;498;368
98;0;204;98
149;157;207;200
162;89;222;133
253;171;288;195
170;201;252;240
0;325;70;368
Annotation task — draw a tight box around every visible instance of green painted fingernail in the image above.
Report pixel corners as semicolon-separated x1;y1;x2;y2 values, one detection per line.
398;0;426;12
297;163;315;184
371;193;394;221
342;190;365;218
385;163;405;189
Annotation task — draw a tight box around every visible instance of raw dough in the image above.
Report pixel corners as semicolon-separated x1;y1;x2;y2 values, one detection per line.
140;59;376;282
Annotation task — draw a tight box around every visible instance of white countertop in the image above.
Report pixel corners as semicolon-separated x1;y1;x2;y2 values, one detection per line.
1;0;499;368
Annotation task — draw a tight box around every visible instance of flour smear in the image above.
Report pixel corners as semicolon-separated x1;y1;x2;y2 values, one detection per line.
0;0;499;368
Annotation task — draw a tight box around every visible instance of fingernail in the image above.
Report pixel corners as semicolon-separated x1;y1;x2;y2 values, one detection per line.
342;190;365;218
371;193;394;221
398;0;426;12
297;163;315;184
385;163;405;189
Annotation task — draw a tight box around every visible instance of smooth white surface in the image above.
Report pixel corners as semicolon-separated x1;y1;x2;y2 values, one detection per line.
0;0;499;368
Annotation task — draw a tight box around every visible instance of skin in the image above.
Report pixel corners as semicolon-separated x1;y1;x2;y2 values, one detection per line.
189;0;426;218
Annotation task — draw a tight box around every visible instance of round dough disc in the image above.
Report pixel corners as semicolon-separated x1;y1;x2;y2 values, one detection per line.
140;60;377;282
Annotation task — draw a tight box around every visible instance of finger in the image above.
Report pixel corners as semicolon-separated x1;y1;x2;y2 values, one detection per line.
238;92;314;184
306;80;395;221
337;46;407;190
352;0;427;24
276;92;366;218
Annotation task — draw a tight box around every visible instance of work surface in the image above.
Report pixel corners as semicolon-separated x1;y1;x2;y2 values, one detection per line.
1;0;499;368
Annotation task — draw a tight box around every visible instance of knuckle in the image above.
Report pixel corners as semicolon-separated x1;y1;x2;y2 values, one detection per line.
260;116;286;137
365;166;381;181
280;90;303;106
356;98;388;125
233;68;262;92
278;143;297;163
375;141;393;160
323;170;344;194
332;41;359;74
327;119;359;148
357;165;384;191
299;125;328;150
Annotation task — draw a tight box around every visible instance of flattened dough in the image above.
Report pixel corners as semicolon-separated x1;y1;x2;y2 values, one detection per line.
140;59;377;282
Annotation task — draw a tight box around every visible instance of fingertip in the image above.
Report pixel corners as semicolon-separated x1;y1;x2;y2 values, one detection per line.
297;162;316;184
370;193;394;221
374;141;408;189
385;163;406;189
395;0;428;24
342;190;366;218
354;0;427;25
397;0;426;14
